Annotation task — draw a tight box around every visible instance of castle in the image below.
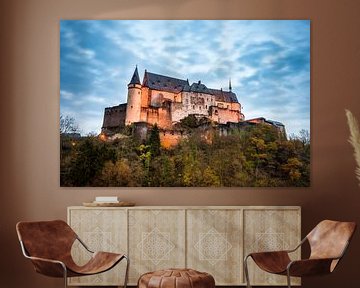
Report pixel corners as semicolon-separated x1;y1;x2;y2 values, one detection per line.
101;67;285;146
102;66;244;130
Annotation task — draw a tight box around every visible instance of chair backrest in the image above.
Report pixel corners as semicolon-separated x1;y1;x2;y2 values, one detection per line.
307;220;356;261
16;220;77;261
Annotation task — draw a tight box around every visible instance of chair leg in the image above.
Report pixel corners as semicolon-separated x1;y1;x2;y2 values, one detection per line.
244;255;252;288
286;269;291;288
62;264;68;288
123;255;130;288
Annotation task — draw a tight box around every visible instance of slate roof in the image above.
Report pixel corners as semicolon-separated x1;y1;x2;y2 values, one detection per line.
129;66;141;85
265;119;285;127
189;81;212;94
246;117;285;127
141;70;239;103
142;71;189;93
208;88;239;103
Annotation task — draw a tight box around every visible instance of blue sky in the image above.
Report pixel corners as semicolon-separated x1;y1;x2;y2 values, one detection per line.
60;20;310;136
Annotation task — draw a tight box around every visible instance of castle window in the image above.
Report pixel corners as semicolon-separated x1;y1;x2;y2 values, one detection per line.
206;105;208;109
131;105;133;109
193;105;195;109
199;106;201;110
138;91;140;94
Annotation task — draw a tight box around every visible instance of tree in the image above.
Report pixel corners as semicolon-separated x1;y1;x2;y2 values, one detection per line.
66;137;115;186
202;166;221;186
148;124;161;157
148;155;177;186
180;114;198;129
299;129;310;145
95;159;145;187
179;115;211;130
60;114;80;134
282;157;303;184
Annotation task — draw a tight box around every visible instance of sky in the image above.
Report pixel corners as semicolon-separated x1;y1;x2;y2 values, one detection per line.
60;20;310;136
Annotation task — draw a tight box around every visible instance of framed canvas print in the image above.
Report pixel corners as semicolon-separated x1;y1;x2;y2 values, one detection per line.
60;20;310;187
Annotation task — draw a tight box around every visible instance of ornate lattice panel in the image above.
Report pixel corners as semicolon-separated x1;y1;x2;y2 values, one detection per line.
128;209;186;284
67;206;300;286
244;209;301;286
187;209;243;285
68;208;127;286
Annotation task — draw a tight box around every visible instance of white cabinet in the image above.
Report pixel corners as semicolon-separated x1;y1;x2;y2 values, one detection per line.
68;206;300;286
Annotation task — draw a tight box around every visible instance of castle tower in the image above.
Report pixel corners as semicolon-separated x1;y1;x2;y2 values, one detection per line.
125;66;142;125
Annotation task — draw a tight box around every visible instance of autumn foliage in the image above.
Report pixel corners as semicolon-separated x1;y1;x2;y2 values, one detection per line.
60;123;310;187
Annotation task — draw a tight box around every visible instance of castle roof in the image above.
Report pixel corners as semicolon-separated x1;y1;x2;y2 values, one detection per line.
129;66;141;85
143;71;188;93
246;117;285;127
208;88;239;103
189;81;212;94
141;70;239;103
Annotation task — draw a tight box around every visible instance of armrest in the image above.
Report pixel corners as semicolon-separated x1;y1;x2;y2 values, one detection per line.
245;237;306;260
76;236;94;253
26;255;67;278
287;258;335;277
247;250;290;259
286;237;307;253
287;239;351;276
19;240;67;277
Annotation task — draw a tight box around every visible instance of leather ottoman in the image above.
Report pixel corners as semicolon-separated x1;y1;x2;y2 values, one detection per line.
138;268;215;288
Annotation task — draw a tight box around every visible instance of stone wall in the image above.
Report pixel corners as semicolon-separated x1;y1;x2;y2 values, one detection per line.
159;130;184;149
102;103;127;132
210;106;241;124
150;89;180;106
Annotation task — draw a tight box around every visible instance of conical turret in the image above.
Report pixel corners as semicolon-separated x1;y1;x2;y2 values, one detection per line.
125;66;142;125
128;65;141;86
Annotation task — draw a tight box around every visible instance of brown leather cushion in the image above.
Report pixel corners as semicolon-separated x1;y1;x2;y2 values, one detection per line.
138;269;215;288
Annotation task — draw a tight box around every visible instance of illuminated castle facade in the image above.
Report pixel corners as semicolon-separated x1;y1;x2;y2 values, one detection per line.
102;67;244;133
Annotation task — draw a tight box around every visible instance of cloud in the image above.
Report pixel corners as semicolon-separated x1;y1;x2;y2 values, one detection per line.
60;90;74;100
60;20;310;136
61;27;96;61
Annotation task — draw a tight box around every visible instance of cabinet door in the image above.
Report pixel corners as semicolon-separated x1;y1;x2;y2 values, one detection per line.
243;208;301;286
187;209;243;285
128;209;186;284
68;208;127;286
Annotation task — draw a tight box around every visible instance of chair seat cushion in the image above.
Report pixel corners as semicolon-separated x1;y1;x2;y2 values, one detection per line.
138;268;215;288
67;252;124;276
250;251;291;274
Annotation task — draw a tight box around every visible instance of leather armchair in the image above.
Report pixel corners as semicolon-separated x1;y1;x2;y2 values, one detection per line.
16;220;129;288
244;220;356;288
